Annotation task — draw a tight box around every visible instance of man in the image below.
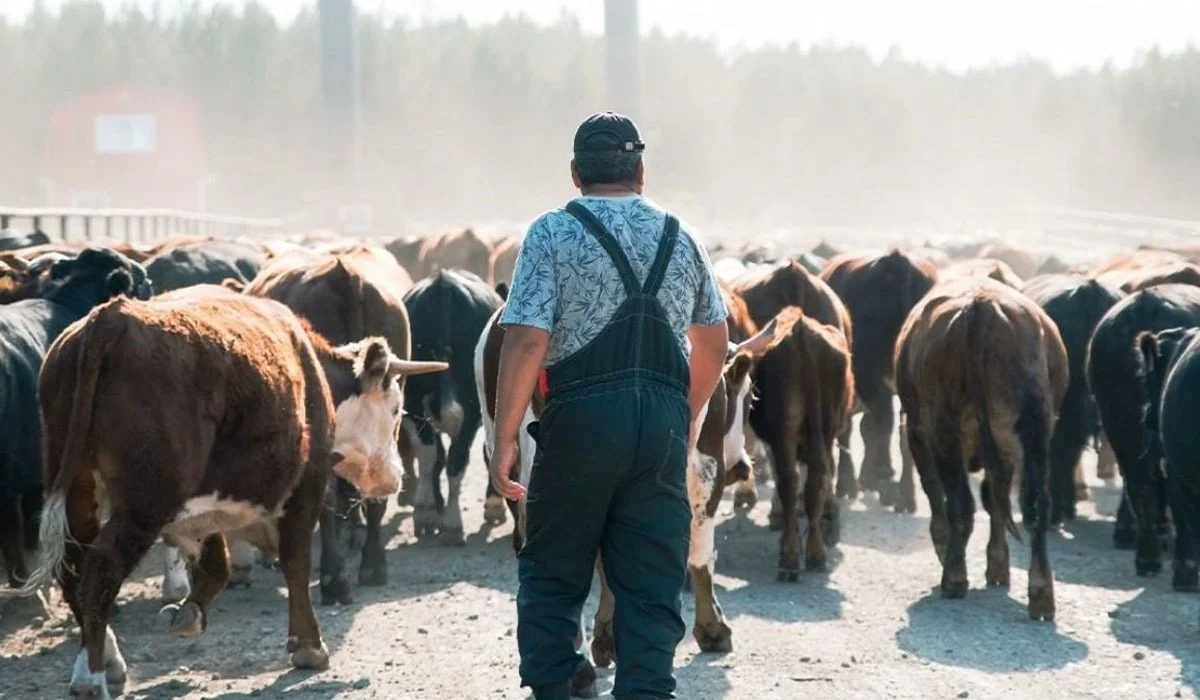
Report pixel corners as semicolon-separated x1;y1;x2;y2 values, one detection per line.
489;111;729;700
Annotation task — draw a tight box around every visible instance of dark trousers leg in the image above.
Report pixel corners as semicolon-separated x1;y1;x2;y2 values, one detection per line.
517;415;624;697
607;397;691;700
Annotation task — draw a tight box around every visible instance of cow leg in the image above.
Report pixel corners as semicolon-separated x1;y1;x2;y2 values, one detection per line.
358;500;388;586
1096;433;1117;482
1114;491;1137;549
280;465;329;671
0;495;28;588
767;438;802;582
1074;461;1089;503
980;475;1011;588
1048;422;1082;526
938;455;974;599
801;441;833;571
862;393;896;497
591;555;616;668
1127;464;1166;577
835;419;858;500
441;417;479;547
1017;396;1055;621
161;546;192;602
318;479;353;606
161;534;230;638
905;423;948;568
413;420;443;538
228;538;257;588
1168;479;1200;592
895;412;918;514
71;510;159;699
687;452;732;653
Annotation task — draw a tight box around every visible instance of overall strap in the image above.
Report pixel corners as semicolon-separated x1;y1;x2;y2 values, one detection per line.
642;214;679;295
565;201;640;296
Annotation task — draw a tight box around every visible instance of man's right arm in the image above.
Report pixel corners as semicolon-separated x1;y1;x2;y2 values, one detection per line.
686;234;731;444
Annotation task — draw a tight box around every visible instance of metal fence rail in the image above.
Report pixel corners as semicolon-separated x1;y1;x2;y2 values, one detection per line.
0;206;286;243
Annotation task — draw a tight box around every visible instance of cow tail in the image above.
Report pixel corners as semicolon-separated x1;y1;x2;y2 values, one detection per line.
20;312;114;595
966;300;1023;542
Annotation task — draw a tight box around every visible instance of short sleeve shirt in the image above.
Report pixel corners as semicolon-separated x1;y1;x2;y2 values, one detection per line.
500;194;727;366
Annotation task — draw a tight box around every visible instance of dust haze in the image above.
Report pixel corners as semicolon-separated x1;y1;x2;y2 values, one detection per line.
0;3;1196;243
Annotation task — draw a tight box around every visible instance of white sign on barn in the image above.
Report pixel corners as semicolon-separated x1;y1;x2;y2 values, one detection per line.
94;114;158;154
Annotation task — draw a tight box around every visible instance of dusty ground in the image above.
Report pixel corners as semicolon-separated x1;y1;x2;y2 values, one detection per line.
2;413;1198;700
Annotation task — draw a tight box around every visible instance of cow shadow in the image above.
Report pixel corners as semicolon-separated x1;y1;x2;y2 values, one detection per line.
1110;587;1200;694
896;588;1088;672
1003;517;1145;592
837;505;933;556
677;652;735;699
133;671;352;699
710;511;846;624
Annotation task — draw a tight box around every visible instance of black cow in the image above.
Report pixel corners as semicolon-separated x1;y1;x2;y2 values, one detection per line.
145;240;269;293
402;269;503;544
1137;327;1200;593
1021;274;1125;524
1088;284;1200;585
0;248;151;587
0;228;50;252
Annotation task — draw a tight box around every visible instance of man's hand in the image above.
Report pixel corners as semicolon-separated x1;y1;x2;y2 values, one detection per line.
490;437;527;501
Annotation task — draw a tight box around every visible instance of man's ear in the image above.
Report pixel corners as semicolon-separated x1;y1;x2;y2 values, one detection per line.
635;159;645;189
570;159;582;189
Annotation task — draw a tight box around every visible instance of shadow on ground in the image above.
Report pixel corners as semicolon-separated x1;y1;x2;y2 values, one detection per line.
896;588;1088;672
1112;587;1200;694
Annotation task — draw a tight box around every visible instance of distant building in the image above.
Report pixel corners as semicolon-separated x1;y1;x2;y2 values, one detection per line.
41;83;209;210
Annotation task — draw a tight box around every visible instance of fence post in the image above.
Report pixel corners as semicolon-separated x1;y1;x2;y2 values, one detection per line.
0;214;8;229
83;216;91;240
60;215;69;242
32;215;41;235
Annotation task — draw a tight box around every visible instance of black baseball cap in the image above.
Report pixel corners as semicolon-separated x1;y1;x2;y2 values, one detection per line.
573;112;645;154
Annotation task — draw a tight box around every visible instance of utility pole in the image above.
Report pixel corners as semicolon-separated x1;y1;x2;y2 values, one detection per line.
604;0;641;118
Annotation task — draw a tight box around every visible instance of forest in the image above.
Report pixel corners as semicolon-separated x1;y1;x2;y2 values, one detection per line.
2;1;1199;233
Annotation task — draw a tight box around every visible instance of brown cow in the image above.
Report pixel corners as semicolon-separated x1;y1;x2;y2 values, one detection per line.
894;278;1067;620
419;228;493;280
235;245;418;604
473;299;780;684
1099;261;1200;293
21;288;444;698
488;235;521;286
731;260;854;529
941;258;1024;288
385;235;425;279
747;307;855;580
1092;249;1186;276
821;249;938;506
978;243;1040;279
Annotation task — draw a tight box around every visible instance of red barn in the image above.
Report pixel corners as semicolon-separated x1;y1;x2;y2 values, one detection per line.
41;83;208;209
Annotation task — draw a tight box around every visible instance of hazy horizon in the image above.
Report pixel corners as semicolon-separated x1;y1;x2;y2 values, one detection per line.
3;0;1198;74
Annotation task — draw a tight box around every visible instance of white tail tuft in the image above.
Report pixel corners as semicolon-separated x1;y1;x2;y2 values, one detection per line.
18;492;72;597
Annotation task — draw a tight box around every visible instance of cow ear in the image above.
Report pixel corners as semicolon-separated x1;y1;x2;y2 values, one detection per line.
732;316;785;358
724;352;754;386
355;338;391;387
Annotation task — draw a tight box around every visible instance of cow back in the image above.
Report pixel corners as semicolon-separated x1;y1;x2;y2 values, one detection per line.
731;260;851;343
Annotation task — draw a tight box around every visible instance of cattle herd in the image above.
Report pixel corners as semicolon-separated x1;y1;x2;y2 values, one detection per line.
2;223;1200;697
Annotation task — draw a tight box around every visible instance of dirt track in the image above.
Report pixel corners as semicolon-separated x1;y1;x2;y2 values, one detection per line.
2;414;1199;700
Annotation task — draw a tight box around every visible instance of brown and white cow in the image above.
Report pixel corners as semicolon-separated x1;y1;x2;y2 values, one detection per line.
941;258;1024;289
488;235;521;287
473;300;779;680
894;278;1067;620
21;287;445;699
419;228;493;281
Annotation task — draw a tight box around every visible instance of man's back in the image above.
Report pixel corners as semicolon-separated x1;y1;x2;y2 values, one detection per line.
501;194;725;364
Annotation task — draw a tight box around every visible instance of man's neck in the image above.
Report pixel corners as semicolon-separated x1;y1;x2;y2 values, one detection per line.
579;184;640;197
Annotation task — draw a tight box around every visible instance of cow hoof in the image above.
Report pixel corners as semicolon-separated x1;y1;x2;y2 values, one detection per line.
440;528;466;547
694;619;733;653
570;661;598;698
358;563;388;587
227;565;253;589
68;682;111;699
877;482;901;508
1136;557;1163;577
835;478;858;500
591;622;615;668
287;638;331;671
777;568;800;583
985;571;1011;588
397;475;417;507
319;577;354;606
483;496;508;525
940;578;968;599
1028;587;1055;622
1173;561;1200;592
413;505;442;538
733;488;758;510
160;601;205;638
1113;527;1137;550
804;555;827;572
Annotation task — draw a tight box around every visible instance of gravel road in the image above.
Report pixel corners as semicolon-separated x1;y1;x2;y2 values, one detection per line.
2;415;1198;700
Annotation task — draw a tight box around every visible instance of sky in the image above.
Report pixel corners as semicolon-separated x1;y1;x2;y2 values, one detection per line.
2;0;1199;73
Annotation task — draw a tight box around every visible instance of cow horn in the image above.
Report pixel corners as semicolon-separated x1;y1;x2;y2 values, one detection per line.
733;317;780;357
388;358;449;375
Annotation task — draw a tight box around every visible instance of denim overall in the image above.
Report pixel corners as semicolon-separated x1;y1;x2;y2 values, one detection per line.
517;201;693;699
